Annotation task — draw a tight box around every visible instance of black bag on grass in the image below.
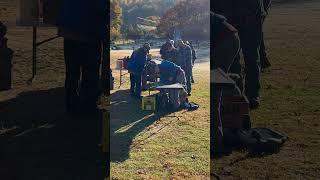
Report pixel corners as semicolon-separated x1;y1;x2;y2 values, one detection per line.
237;128;288;154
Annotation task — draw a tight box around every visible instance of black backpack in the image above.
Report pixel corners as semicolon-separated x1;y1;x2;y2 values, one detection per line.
237;128;288;154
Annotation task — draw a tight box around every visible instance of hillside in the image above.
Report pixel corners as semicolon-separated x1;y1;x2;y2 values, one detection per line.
119;0;178;26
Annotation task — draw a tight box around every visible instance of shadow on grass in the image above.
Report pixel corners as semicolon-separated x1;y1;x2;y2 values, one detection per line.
0;87;107;180
110;89;171;162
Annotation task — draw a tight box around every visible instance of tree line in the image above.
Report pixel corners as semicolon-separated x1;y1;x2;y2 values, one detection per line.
110;0;210;41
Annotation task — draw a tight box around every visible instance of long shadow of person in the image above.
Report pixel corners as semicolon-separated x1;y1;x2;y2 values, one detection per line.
110;89;172;162
0;87;107;180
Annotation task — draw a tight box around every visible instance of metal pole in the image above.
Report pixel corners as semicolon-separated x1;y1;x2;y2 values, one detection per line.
119;66;122;88
32;25;37;80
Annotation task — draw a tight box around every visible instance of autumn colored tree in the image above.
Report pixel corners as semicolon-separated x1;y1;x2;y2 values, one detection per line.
125;24;144;42
110;0;123;40
157;0;210;40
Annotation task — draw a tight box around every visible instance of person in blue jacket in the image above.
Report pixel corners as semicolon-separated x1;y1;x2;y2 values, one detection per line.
128;43;151;98
154;60;188;110
56;0;107;114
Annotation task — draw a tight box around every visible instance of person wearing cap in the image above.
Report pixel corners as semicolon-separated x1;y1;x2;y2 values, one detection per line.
56;0;106;114
153;60;188;110
160;39;173;56
176;40;193;96
127;43;151;98
185;41;197;83
160;39;178;62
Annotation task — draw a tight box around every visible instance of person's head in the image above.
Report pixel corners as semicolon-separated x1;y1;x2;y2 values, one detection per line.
143;43;151;53
176;39;185;48
167;42;174;51
185;41;190;46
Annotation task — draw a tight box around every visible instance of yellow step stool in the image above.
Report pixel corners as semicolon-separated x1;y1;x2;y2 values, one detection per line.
142;96;156;111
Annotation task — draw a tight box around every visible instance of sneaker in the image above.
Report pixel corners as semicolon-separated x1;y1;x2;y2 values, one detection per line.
188;93;191;96
249;97;260;110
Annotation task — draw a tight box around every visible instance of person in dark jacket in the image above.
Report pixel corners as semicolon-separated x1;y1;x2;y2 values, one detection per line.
56;0;106;114
212;13;240;156
185;41;196;83
227;0;265;109
176;40;193;96
128;43;151;98
160;39;173;57
160;39;178;62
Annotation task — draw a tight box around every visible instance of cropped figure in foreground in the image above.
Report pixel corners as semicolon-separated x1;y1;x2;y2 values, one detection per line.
57;0;106;114
212;13;240;154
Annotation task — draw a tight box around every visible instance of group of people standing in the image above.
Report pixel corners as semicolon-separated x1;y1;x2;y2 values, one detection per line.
128;39;197;102
160;39;197;94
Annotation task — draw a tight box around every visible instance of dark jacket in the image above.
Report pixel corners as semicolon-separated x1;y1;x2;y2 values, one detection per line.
162;48;178;63
160;43;170;56
177;45;192;73
57;0;107;42
188;43;197;64
128;48;148;74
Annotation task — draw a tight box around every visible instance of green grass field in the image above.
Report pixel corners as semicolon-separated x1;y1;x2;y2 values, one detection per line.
213;1;320;179
110;50;210;179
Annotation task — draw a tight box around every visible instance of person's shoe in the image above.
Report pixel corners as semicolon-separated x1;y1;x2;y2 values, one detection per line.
191;78;195;83
188;93;191;96
249;97;260;110
261;57;271;70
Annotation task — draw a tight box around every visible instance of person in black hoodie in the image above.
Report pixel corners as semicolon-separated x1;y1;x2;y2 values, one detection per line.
56;0;107;114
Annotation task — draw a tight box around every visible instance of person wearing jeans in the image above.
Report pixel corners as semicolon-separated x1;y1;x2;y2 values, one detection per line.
128;43;151;98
